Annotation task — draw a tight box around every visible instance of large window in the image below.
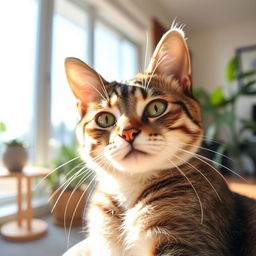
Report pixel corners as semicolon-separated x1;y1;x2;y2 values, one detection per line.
51;0;89;156
0;0;39;164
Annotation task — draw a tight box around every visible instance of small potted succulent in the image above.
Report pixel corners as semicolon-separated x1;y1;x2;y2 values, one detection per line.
3;139;28;173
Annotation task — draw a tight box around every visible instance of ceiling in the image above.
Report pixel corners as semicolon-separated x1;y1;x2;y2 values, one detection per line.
156;0;256;32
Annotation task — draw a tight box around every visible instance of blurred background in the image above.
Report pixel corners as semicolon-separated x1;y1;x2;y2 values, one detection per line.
0;0;256;255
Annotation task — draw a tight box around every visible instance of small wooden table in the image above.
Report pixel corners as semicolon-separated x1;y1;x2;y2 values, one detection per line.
227;176;256;200
0;167;49;241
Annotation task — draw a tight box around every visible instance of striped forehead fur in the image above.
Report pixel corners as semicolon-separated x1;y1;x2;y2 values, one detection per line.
79;74;201;130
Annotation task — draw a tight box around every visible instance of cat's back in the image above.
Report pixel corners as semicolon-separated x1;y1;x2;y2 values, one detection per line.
232;193;256;256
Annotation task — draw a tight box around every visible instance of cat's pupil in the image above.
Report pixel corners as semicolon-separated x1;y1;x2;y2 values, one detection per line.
154;104;158;112
105;115;109;124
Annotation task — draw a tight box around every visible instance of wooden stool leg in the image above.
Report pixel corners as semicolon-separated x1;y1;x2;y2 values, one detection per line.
17;175;23;227
26;177;32;231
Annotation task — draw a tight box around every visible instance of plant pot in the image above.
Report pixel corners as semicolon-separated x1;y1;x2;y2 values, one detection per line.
50;190;86;227
201;140;231;176
3;145;28;173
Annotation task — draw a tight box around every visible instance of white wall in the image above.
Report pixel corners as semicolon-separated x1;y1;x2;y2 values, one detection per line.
189;18;256;128
189;18;256;91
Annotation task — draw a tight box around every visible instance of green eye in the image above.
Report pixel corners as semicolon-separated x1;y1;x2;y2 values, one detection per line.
146;100;167;118
96;112;116;128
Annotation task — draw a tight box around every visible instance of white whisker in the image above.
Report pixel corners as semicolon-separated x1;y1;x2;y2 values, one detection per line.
168;158;204;224
66;174;97;248
97;73;110;102
178;147;247;183
50;167;92;213
143;32;149;90
172;153;222;202
176;141;233;163
34;156;80;189
146;55;167;90
85;81;108;102
64;170;96;241
49;162;85;202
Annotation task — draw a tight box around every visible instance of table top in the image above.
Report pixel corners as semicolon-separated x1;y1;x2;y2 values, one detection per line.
0;166;50;178
226;176;256;200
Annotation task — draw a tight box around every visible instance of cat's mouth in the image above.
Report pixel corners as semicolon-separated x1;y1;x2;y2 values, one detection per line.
123;147;148;159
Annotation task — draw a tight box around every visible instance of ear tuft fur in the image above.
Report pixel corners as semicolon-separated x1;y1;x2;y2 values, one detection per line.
170;19;186;38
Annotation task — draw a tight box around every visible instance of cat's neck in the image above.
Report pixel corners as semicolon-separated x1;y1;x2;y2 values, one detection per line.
97;169;152;209
96;158;200;209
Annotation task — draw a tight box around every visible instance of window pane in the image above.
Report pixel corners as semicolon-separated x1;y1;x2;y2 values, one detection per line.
0;0;38;163
51;0;88;155
120;40;138;80
94;22;139;82
94;23;120;81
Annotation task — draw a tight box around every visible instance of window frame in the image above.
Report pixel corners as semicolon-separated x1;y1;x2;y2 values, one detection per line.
35;0;142;166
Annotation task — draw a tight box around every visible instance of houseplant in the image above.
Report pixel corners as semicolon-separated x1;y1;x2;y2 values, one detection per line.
47;140;94;227
0;122;6;133
3;139;28;173
194;57;256;175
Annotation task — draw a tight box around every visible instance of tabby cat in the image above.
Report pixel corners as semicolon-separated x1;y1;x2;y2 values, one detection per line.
63;27;256;256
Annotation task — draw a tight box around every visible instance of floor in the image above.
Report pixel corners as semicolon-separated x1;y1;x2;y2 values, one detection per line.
0;217;84;256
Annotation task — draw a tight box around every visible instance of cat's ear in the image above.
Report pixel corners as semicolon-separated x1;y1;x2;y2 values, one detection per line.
65;58;108;115
147;29;192;94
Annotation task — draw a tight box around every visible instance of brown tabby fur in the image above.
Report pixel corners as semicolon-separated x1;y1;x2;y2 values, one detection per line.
64;28;256;256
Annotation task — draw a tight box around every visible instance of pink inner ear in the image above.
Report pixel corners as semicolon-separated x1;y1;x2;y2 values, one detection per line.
146;30;192;93
65;58;108;114
78;89;93;109
68;76;94;108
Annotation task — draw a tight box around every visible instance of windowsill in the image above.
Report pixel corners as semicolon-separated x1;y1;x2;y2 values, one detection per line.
0;197;50;225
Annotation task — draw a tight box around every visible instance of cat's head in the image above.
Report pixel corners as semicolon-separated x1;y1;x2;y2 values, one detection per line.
65;29;203;175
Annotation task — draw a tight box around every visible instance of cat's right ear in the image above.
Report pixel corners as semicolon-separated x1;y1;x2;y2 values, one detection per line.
65;58;107;116
146;28;192;95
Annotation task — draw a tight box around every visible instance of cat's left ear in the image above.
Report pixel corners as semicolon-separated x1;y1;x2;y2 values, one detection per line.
147;29;192;94
65;58;108;115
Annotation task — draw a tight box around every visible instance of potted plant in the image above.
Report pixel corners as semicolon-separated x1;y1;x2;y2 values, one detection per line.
47;141;93;227
3;139;28;173
194;57;256;175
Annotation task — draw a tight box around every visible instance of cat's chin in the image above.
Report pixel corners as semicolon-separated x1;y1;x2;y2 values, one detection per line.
108;152;171;174
123;148;148;159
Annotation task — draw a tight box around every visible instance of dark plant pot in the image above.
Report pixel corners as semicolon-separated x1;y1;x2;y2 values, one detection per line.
50;189;86;227
237;142;256;175
3;145;28;173
201;141;232;176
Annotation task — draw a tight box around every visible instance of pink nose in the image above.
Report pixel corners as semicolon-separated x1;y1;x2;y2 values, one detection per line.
119;128;140;142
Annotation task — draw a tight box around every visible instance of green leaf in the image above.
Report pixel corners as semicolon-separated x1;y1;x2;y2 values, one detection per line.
205;124;217;143
0;122;6;132
218;112;236;125
193;88;210;101
5;139;24;146
237;70;256;79
240;119;256;134
210;87;225;106
239;80;256;95
226;57;238;82
213;144;228;166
